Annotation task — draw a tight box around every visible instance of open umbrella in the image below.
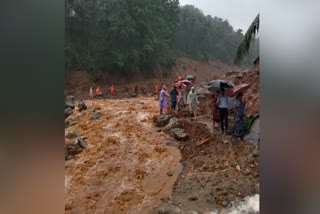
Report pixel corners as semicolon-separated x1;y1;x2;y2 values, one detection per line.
173;82;187;87
181;79;192;84
208;79;234;89
227;83;250;97
186;75;194;79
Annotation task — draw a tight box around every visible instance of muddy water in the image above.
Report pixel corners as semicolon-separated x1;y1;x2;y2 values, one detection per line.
65;97;182;214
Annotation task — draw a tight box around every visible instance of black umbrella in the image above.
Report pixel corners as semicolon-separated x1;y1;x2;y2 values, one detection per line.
207;79;234;89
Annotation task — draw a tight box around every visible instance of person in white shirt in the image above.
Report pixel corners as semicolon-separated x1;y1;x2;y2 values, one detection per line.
216;88;229;134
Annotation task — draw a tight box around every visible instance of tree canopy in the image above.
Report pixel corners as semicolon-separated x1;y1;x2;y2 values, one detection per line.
65;1;259;73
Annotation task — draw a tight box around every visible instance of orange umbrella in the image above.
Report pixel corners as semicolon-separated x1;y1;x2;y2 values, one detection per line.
227;83;250;97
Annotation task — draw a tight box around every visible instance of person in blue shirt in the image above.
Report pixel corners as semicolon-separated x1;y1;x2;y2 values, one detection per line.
216;88;229;134
232;93;246;139
170;86;178;114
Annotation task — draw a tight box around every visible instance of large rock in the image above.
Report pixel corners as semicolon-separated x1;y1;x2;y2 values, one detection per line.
66;95;75;102
65;120;77;128
65;130;80;139
65;107;73;118
77;138;88;149
78;102;87;111
65;144;81;160
170;128;189;141
91;113;101;120
70;115;82;122
65;100;75;109
156;115;172;127
162;117;179;132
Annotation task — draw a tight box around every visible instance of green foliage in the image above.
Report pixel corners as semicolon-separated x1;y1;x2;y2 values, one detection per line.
173;5;258;65
244;113;259;134
235;14;260;64
65;0;180;73
65;1;259;74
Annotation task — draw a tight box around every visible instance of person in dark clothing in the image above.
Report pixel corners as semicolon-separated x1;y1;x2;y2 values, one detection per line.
170;86;178;114
232;93;246;140
134;85;138;94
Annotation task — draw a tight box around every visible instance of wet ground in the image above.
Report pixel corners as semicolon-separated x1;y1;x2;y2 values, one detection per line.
65;96;259;214
65;97;182;214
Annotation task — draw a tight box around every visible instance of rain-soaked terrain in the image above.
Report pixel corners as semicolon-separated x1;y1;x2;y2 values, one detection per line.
65;96;259;214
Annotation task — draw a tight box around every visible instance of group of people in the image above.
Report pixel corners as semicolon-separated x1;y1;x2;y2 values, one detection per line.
158;83;246;140
213;88;246;140
89;85;115;98
158;85;199;117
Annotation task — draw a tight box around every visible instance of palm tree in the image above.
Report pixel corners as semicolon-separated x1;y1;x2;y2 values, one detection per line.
234;13;259;64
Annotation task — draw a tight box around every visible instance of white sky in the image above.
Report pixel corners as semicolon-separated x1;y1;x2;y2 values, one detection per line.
179;0;259;32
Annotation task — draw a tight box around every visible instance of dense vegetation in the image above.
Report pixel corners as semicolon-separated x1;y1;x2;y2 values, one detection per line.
65;0;258;73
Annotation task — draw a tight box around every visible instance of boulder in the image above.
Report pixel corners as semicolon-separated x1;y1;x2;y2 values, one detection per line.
70;115;82;122
170;128;189;141
91;113;101;120
66;95;75;102
153;115;158;123
65;100;75;109
65;144;80;156
65;120;77;128
65;155;75;161
162;117;179;132
65;107;73;118
187;196;199;201
77;138;88;149
78;102;87;111
156;115;172;127
65;130;80;139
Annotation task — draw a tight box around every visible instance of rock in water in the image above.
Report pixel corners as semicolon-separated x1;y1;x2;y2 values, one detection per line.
65;130;80;139
78;102;87;111
65;155;75;161
66;96;75;102
187;196;199;201
65;144;80;156
77;138;88;149
170;128;189;141
156;115;172;127
65;100;75;109
91;113;101;120
70;115;82;122
65;108;73;118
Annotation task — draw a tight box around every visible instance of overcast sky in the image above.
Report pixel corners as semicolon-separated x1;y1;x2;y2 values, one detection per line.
179;0;259;32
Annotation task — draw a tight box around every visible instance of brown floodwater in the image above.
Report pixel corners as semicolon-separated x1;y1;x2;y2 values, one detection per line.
65;97;182;214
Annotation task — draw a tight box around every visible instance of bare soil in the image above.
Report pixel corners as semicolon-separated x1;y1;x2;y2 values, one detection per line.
65;58;259;213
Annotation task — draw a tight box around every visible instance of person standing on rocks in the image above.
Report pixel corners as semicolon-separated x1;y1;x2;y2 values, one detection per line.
213;90;220;128
134;85;138;94
170;86;178;115
155;84;159;100
232;92;246;140
217;88;229;134
187;87;199;117
110;85;115;95
89;86;93;99
159;85;169;115
96;86;102;96
177;86;184;113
